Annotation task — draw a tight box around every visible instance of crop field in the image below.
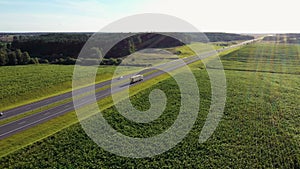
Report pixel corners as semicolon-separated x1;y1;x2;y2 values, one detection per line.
221;42;300;74
0;42;299;168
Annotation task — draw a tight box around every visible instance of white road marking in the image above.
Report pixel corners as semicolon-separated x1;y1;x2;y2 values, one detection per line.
18;121;26;125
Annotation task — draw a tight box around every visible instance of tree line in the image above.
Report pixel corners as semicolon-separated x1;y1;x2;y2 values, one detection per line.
0;32;254;66
0;43;34;66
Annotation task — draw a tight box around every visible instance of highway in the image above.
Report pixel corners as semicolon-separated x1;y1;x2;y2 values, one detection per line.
0;38;261;140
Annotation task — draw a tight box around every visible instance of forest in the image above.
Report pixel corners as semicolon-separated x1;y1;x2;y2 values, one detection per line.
0;32;254;66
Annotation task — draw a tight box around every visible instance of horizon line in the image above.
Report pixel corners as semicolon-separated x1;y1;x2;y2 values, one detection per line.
0;31;292;34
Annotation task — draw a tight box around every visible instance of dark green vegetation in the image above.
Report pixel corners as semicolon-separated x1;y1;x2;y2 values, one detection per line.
188;32;254;42
0;42;299;168
0;45;32;66
1;32;253;66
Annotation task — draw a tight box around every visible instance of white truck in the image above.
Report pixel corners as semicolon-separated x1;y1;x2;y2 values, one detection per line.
130;75;143;84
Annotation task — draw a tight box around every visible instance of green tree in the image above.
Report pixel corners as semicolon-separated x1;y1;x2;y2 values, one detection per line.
16;49;23;64
6;43;11;49
21;52;31;64
8;51;17;65
0;52;8;66
29;57;39;64
128;39;135;54
0;43;5;49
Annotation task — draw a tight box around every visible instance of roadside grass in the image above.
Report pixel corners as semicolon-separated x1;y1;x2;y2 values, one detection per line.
0;98;73;126
0;81;113;126
0;76;119;126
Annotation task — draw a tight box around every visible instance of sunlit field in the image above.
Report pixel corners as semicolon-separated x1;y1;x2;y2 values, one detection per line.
1;42;299;168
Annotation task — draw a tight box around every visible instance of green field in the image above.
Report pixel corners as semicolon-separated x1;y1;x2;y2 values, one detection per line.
166;42;223;58
0;42;299;168
0;65;104;110
221;42;300;74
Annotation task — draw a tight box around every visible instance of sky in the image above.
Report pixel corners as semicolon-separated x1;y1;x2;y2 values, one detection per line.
0;0;300;33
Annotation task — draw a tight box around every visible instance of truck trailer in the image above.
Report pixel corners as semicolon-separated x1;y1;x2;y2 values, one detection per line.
130;75;143;84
